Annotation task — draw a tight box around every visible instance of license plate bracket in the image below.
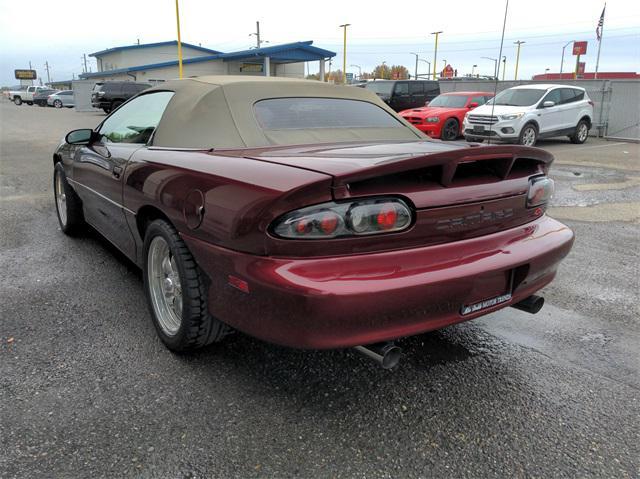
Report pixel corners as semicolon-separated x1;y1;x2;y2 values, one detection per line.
460;270;514;316
473;125;486;132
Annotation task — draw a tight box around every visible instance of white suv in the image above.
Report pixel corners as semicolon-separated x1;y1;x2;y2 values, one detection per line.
463;84;593;146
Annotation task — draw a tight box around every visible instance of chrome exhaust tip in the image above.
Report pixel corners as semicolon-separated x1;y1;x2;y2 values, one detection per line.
354;342;402;369
511;294;545;314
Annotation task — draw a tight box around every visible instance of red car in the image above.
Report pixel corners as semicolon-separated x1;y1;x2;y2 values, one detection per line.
53;77;573;368
400;91;494;140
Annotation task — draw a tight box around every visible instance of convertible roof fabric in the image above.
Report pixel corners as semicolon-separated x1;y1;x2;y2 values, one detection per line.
149;76;422;149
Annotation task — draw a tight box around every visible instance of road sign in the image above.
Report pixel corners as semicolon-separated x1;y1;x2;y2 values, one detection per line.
577;62;586;75
346;72;354;81
14;69;37;80
572;41;588;55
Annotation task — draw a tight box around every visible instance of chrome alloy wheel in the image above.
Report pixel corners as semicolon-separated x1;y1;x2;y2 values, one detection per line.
148;236;183;335
521;126;536;146
55;170;67;226
578;123;588;142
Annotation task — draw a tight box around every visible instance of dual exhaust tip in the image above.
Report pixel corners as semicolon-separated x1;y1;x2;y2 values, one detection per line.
353;295;544;369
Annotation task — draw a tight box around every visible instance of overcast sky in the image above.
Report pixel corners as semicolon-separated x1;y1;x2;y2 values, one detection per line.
0;0;638;85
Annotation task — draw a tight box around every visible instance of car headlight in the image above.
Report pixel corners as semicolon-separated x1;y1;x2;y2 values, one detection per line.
425;117;440;123
500;113;524;121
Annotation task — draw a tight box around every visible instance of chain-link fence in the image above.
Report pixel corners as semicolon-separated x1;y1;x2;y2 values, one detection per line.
438;79;639;141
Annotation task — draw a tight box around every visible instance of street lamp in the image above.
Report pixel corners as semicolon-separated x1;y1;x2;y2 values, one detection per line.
410;52;420;80
431;31;443;79
560;40;574;76
339;24;351;84
545;67;550;74
513;41;525;80
481;56;498;78
350;64;362;79
471;64;477;76
502;56;506;81
419;59;431;79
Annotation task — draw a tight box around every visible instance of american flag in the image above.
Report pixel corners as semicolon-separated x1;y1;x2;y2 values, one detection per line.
596;5;606;41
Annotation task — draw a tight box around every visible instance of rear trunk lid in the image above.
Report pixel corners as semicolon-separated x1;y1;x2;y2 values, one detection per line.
231;140;553;257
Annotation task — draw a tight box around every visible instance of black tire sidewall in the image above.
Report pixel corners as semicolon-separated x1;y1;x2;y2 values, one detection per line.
53;163;83;234
14;97;22;105
572;120;589;144
441;118;459;141
142;220;194;350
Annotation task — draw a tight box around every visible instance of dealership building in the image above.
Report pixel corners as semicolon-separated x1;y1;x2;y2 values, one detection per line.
79;40;335;83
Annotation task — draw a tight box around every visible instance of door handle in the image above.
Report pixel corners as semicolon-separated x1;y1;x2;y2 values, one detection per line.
112;166;123;178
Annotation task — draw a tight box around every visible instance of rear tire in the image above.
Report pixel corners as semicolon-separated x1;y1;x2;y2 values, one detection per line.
111;100;123;112
102;107;111;114
142;219;229;352
441;118;459;141
518;123;538;146
53;163;85;235
570;120;589;144
26;101;33;106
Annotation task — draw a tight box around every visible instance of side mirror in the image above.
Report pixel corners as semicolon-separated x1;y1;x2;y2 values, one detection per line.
468;102;479;108
542;100;556;108
65;129;97;145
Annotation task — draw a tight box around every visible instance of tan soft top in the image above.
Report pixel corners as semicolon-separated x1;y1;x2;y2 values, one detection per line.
149;76;422;149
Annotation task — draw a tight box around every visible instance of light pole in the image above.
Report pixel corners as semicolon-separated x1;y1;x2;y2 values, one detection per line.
431;31;443;80
545;67;550;74
471;64;477;76
481;56;498;78
560;40;573;76
513;40;525;80
502;56;506;81
410;52;419;80
419;59;431;79
339;24;351;84
350;64;362;79
174;0;183;78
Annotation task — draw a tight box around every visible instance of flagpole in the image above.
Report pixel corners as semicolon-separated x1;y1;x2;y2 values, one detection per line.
595;3;606;80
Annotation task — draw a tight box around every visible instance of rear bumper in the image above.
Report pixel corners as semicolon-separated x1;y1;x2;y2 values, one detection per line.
182;215;574;349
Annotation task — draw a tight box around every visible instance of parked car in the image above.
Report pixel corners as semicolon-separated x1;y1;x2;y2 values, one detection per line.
9;85;51;105
47;90;74;108
362;80;440;111
33;89;58;107
3;85;25;100
52;76;573;367
463;84;594;146
91;81;151;113
399;91;494;140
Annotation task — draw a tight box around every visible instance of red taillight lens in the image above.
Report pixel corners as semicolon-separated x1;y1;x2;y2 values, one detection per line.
272;198;412;239
527;177;555;207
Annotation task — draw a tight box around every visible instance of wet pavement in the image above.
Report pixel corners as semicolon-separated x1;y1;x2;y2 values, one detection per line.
1;101;638;478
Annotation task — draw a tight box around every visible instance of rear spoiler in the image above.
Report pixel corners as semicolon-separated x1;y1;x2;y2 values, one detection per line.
332;145;553;198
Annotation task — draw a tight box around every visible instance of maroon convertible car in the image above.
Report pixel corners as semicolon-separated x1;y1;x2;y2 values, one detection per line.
53;76;573;368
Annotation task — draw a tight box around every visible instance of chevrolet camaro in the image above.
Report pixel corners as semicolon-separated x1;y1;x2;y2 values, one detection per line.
52;76;574;367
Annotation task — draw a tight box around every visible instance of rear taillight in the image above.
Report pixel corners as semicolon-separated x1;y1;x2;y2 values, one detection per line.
588;100;594;106
527;177;554;207
271;198;413;239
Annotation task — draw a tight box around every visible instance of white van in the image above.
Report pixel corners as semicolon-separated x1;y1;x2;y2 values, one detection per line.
462;84;593;146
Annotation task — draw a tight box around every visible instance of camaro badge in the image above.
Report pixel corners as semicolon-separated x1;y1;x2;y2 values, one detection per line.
460;293;512;316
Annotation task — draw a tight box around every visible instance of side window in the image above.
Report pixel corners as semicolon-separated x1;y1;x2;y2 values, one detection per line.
542;89;561;106
409;82;424;94
123;83;139;95
98;91;174;144
470;96;486;106
394;83;409;96
573;89;585;101
560;88;577;104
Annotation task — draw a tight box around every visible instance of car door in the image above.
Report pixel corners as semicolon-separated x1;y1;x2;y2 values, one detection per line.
408;81;426;108
536;88;563;134
62;91;73;107
391;82;411;111
559;88;582;129
71;91;175;257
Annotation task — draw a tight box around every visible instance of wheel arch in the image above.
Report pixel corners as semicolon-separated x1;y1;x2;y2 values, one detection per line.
579;115;592;128
522;119;540;132
136;205;174;240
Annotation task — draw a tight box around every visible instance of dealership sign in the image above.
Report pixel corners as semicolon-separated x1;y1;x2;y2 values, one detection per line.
572;41;588;55
14;69;37;80
577;62;586;75
240;63;263;73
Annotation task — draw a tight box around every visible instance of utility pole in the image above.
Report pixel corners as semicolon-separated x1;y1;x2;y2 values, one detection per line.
250;21;262;48
175;0;183;78
44;61;51;84
29;61;32;70
471;64;477;76
410;53;419;80
419;59;431;79
339;24;351;84
431;31;443;80
513;40;525;80
82;54;88;74
560;40;573;77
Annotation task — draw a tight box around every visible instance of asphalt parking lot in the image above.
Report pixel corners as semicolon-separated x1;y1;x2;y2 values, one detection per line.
1;100;638;478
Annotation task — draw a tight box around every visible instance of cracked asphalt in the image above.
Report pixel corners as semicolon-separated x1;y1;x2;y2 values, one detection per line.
1;100;638;478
